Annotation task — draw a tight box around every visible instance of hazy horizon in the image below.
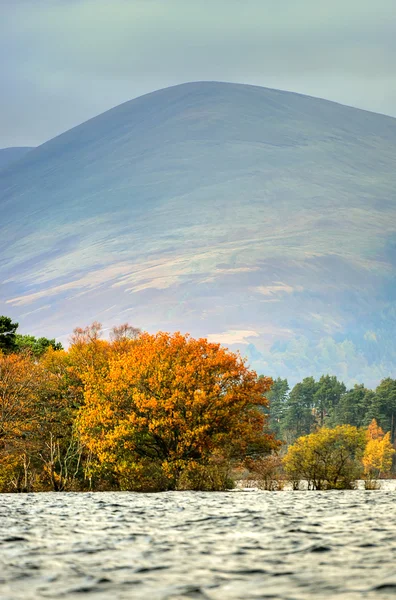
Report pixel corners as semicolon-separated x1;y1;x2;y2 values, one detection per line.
1;0;396;147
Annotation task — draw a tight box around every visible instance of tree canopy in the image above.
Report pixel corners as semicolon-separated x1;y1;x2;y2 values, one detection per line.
283;425;366;489
0;320;278;492
78;331;278;489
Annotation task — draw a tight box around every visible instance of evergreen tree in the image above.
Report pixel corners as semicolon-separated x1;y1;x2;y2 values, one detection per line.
0;316;18;353
282;377;318;442
267;377;289;438
314;375;346;426
334;384;374;428
371;379;396;443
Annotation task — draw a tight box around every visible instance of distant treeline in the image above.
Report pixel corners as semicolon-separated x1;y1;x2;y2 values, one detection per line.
267;374;396;444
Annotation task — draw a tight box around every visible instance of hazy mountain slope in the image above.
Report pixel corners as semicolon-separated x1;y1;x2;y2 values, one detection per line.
1;82;395;385
0;147;34;171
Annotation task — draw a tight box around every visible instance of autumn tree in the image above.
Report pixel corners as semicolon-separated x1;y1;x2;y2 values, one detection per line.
362;419;395;481
0;351;44;491
77;331;278;491
0;351;43;442
244;454;284;490
68;321;111;384
283;425;365;489
33;348;86;491
366;418;385;440
110;323;141;342
0;346;86;492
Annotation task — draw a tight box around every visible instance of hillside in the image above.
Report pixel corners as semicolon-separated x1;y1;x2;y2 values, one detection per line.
1;82;396;385
0;147;34;171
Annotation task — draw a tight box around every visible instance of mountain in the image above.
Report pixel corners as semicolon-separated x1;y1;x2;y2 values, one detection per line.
0;147;34;171
1;82;396;386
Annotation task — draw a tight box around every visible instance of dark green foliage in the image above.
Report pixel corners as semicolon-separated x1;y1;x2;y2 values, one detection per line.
333;384;375;428
270;373;396;443
0;316;18;353
14;334;63;357
369;378;396;443
281;377;318;442
314;375;346;427
267;377;289;438
0;316;62;357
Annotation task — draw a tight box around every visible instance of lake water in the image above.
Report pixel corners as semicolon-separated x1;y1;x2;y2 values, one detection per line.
1;489;396;599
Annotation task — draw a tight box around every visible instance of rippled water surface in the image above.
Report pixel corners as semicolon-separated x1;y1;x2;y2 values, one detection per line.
1;490;396;599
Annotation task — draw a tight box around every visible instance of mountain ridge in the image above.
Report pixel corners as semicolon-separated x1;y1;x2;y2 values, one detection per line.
0;146;35;171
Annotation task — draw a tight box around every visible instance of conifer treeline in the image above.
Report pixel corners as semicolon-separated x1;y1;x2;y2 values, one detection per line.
267;375;396;444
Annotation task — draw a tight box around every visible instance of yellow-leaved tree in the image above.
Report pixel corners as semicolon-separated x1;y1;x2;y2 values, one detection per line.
362;419;395;481
283;425;366;489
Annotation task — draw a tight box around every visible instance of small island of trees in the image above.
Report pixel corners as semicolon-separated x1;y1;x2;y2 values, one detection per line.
0;315;395;492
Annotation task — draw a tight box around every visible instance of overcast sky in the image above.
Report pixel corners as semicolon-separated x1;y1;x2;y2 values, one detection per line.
1;0;396;147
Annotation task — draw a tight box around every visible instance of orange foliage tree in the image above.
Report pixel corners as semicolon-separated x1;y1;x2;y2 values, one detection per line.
363;419;395;480
0;351;43;441
77;331;278;490
0;351;45;491
34;348;86;491
0;347;86;492
366;418;385;440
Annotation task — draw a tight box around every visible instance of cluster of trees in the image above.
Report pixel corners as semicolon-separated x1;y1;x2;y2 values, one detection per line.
283;420;394;490
267;375;396;444
1;315;395;494
240;418;395;491
0;316;62;356
0;318;279;493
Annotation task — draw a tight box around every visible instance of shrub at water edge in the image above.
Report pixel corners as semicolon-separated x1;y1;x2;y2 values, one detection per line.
283;425;366;489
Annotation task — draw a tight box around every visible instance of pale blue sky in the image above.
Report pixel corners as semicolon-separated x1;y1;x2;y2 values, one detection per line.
1;0;396;147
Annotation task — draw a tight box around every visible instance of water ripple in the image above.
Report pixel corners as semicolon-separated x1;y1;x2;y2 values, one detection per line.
0;490;395;599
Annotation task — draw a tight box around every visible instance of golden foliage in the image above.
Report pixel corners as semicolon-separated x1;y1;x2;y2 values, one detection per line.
366;418;385;441
363;420;395;480
0;324;278;492
283;425;365;489
77;331;278;489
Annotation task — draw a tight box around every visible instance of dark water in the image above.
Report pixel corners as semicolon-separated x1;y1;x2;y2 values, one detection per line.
1;490;395;599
